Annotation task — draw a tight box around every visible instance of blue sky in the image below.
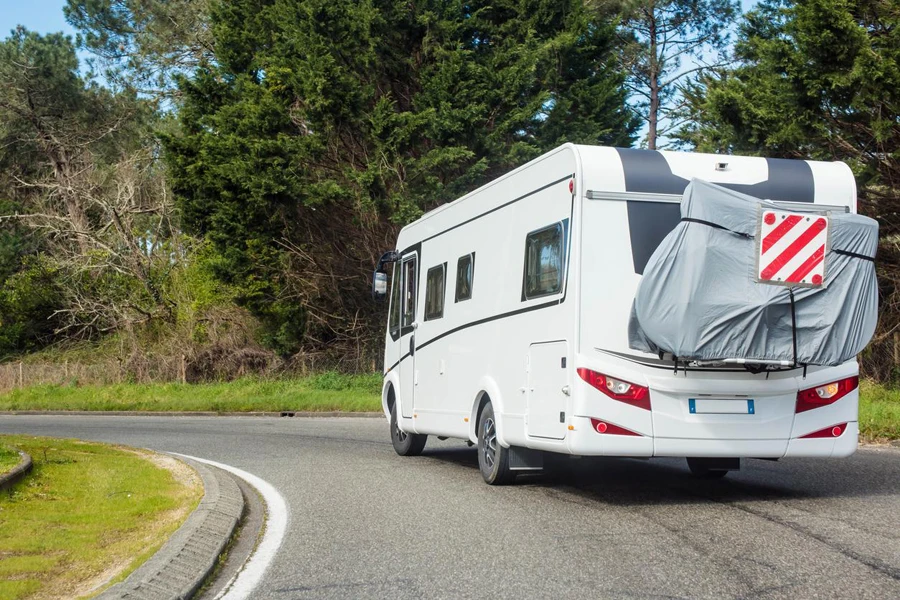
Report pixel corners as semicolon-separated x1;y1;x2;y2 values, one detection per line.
0;1;78;38
3;0;761;40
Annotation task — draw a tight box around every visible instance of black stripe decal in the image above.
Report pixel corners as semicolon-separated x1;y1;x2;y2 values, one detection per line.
417;174;573;246
616;148;817;275
614;148;815;202
628;201;681;275
417;299;561;352
385;174;575;375
383;298;563;375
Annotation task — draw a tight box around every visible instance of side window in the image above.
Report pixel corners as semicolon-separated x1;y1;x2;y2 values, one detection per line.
424;263;447;321
523;222;566;300
389;262;401;337
402;257;417;327
455;253;475;303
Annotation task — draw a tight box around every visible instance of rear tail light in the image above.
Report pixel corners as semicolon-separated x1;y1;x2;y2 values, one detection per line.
796;376;858;413
800;423;847;438
590;418;642;436
577;368;651;410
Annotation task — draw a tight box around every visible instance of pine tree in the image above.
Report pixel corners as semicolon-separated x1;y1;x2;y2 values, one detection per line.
609;0;739;149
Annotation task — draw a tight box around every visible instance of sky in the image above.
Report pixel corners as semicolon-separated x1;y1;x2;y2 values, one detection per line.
2;0;762;40
0;0;78;38
0;0;761;107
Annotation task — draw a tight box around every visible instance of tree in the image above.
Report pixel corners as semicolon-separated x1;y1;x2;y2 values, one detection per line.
0;28;176;340
677;0;900;380
164;0;637;359
608;0;739;149
64;0;214;95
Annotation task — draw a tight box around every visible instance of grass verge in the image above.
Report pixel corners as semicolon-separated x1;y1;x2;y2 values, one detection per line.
2;374;894;441
0;435;202;600
0;372;382;413
0;445;20;475
859;380;900;441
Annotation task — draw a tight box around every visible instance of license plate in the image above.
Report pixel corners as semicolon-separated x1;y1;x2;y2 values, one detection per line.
689;398;755;415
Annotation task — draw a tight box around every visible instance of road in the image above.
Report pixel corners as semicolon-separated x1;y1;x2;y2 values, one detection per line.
1;415;898;599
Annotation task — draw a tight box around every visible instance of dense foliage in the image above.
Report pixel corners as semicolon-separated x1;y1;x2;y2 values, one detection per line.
163;0;638;356
679;0;900;379
3;0;900;381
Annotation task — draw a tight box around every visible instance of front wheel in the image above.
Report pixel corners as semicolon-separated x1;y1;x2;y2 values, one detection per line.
477;402;515;485
390;401;427;456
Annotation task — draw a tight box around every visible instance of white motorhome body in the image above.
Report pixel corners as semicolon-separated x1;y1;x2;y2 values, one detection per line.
378;144;861;483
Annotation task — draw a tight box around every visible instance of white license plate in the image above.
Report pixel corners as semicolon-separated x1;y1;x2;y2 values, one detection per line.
689;399;755;415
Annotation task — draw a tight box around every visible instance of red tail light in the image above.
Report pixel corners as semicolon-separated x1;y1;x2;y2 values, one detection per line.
796;376;858;413
577;368;651;410
800;423;847;438
590;418;642;436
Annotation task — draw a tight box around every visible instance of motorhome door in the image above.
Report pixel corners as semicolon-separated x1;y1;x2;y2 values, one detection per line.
399;252;418;419
527;341;569;439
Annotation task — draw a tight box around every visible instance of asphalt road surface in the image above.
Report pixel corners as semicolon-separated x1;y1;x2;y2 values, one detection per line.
2;415;899;600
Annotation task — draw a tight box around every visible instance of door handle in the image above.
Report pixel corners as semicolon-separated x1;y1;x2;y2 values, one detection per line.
409;335;415;357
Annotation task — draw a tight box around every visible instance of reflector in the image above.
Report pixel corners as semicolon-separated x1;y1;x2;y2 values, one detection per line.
800;423;847;438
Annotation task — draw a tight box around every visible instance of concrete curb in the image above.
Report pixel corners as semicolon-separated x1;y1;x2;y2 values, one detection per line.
0;410;382;418
0;449;33;492
97;456;245;600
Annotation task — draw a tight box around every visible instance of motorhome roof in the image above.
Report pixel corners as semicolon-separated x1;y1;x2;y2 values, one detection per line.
400;144;856;237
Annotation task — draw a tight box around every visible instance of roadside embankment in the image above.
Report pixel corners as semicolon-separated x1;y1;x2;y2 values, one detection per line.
0;435;203;599
0;445;32;491
859;380;900;442
0;372;382;414
0;375;896;441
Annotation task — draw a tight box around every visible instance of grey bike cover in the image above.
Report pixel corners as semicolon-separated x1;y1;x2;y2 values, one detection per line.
628;179;878;366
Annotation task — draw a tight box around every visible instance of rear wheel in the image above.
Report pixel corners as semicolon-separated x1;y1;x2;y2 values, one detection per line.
686;457;730;479
477;402;515;485
390;401;427;456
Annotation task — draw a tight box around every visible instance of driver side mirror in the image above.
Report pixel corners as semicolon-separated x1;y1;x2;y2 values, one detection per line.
372;250;399;301
372;270;388;300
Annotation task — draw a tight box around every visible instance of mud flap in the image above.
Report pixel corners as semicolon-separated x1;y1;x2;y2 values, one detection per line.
508;446;544;471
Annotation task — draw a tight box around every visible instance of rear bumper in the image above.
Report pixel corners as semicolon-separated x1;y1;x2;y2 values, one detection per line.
569;355;860;459
566;416;858;459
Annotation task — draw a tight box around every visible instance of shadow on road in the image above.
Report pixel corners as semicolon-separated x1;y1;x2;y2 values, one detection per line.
418;444;900;506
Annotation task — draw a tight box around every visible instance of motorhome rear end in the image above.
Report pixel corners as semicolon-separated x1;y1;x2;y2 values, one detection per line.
375;144;866;484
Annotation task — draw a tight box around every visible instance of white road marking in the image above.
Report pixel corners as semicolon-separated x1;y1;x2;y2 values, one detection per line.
172;453;288;600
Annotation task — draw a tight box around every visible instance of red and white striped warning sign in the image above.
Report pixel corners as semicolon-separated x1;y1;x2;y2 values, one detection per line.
757;210;829;286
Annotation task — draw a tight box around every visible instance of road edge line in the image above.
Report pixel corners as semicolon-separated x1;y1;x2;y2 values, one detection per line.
173;453;289;600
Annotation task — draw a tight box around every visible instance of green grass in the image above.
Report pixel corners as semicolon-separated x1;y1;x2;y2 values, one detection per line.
0;435;202;600
0;372;382;413
859;380;900;441
3;373;893;440
0;445;20;475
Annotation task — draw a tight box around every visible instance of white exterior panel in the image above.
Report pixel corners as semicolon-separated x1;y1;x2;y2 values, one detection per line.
381;143;864;467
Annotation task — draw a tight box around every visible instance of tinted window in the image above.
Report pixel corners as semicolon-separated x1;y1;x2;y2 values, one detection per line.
389;262;401;336
424;263;446;321
455;253;475;302
523;223;565;299
402;257;417;327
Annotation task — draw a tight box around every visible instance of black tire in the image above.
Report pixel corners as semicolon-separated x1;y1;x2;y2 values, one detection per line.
477;401;515;485
390;401;427;456
686;457;730;479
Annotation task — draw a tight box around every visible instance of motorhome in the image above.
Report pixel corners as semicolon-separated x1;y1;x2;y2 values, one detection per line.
372;144;871;484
